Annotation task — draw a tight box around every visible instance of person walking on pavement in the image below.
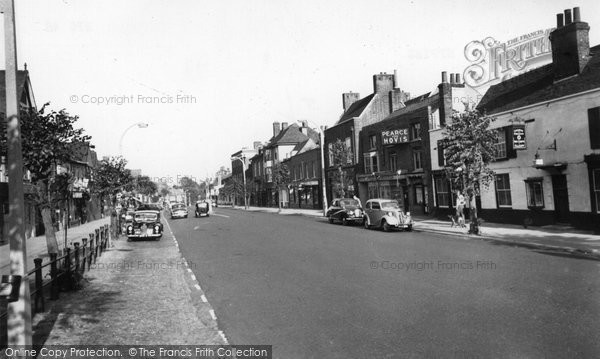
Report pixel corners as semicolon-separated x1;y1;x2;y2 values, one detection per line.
353;195;362;208
455;190;466;228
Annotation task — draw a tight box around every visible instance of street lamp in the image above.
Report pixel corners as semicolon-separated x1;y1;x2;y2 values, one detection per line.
231;155;248;210
119;122;149;155
298;120;328;217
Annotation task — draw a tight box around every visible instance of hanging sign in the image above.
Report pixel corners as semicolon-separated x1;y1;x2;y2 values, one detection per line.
513;126;526;149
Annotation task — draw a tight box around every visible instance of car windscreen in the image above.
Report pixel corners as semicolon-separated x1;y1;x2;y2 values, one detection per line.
381;201;400;210
135;212;158;221
172;205;186;210
340;199;359;207
197;202;208;208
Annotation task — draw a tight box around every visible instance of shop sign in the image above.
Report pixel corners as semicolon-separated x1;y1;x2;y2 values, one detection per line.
381;128;409;145
513;126;526;149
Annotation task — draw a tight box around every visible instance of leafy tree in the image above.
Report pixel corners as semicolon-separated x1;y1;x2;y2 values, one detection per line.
272;161;290;212
221;176;246;206
20;104;92;254
329;139;353;198
440;109;498;234
134;175;158;197
179;176;201;203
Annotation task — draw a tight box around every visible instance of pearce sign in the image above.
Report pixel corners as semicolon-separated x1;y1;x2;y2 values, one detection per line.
382;128;409;145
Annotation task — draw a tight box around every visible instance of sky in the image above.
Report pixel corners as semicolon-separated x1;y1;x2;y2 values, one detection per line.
4;0;600;185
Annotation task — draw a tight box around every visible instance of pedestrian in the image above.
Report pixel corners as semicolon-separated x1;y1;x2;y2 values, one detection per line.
455;190;466;228
353;195;362;208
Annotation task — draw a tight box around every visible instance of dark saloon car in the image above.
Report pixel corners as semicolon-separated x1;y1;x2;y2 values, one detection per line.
326;198;364;225
126;210;163;240
195;201;210;217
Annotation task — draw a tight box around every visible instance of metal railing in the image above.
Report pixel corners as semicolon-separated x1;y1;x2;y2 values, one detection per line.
1;224;110;342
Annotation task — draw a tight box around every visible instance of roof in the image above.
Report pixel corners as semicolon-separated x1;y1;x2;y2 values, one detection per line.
268;123;319;146
478;44;600;114
384;93;439;122
336;94;375;124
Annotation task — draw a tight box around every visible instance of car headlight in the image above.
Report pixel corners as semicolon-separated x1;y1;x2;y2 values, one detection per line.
406;212;411;216
154;225;160;233
387;212;394;217
354;209;361;217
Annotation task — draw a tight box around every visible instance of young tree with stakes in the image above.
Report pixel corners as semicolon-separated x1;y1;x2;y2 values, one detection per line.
329;139;353;198
440;109;498;235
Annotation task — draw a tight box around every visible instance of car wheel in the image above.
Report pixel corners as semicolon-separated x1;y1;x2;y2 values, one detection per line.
406;224;413;232
328;216;334;224
342;217;349;226
363;217;370;229
206;214;210;217
382;220;391;232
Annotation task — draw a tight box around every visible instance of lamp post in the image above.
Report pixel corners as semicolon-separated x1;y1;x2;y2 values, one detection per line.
1;0;31;345
372;172;381;198
119;122;149;155
298;120;328;217
231;155;248;210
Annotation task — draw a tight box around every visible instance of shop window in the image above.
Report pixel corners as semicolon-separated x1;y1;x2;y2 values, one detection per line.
525;178;544;208
415;185;424;205
495;173;512;207
435;177;450;207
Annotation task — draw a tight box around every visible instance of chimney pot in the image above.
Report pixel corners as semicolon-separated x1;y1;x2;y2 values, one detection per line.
564;9;572;24
441;71;448;83
573;7;581;22
455;73;461;84
281;122;288;130
393;69;399;89
450;73;455;84
557;13;564;27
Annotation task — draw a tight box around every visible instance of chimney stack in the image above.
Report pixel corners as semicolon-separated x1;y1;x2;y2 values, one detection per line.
273;122;281;137
282;122;289;130
564;9;572;24
393;69;400;89
549;7;590;80
557;13;564;28
441;71;448;83
342;92;361;112
253;141;262;150
373;72;394;93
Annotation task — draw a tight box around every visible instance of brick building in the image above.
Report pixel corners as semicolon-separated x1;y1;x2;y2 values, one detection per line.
324;70;410;203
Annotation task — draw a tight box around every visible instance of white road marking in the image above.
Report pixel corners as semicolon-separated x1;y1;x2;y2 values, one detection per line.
211;213;230;218
187;268;192;273
209;309;217;320
193;225;200;230
190;274;196;281
194;284;201;290
200;295;208;303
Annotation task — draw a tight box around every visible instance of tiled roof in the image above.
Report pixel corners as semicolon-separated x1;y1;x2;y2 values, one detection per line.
384;93;439;121
478;44;600;114
268;123;319;146
336;94;375;124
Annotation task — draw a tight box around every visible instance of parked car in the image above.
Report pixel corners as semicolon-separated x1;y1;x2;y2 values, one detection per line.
170;203;188;219
126;210;163;240
195;201;210;217
326;198;364;225
363;199;413;232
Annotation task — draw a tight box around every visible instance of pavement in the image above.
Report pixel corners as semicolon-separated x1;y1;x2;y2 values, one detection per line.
0;216;227;346
221;205;600;259
0;217;110;274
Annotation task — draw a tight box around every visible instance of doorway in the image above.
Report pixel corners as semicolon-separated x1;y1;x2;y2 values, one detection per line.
551;174;570;223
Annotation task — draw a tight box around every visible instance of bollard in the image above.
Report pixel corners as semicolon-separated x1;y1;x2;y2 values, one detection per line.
89;233;96;264
34;258;44;313
50;253;59;300
74;243;81;272
98;228;104;255
81;238;88;272
64;247;71;273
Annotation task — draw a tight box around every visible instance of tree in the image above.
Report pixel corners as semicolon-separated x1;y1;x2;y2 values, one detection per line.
134;175;158;197
91;156;133;240
272;161;290;212
440;109;498;235
329;139;353;198
221;176;246;206
179;176;201;203
20;104;91;255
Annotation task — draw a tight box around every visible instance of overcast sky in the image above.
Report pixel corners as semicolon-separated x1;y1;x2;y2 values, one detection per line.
5;0;600;184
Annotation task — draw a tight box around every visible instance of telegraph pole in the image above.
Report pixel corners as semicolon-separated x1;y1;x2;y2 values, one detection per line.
1;0;32;345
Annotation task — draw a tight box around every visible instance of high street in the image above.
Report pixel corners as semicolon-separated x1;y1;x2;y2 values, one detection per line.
167;208;600;358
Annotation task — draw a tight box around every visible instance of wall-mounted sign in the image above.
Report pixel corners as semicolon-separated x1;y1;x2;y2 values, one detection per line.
382;128;409;145
513;126;526;149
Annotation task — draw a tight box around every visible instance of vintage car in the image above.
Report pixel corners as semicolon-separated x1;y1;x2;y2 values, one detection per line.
195;201;210;217
326;198;364;225
170;203;188;219
126;210;163;240
363;199;413;232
